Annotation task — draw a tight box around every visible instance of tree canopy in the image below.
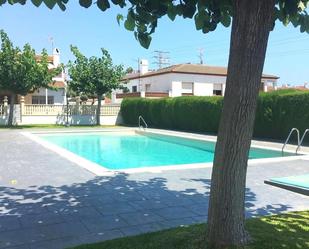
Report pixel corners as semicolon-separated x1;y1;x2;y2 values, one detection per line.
68;46;124;98
0;30;61;125
67;46;124;124
2;0;309;48
0;31;59;95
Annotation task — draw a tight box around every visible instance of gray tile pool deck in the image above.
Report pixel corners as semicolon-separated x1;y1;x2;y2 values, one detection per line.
0;129;309;249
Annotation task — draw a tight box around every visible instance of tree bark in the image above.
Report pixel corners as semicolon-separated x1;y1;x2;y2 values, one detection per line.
207;0;275;247
96;94;102;125
7;94;15;127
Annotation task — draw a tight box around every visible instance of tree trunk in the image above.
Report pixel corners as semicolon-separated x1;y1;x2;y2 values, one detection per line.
7;94;16;127
207;0;275;247
96;94;102;125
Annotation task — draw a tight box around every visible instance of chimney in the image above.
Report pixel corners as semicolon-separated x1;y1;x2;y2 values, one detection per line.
139;59;149;75
53;48;60;67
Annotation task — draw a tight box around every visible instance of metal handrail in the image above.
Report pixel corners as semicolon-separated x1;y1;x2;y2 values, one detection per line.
282;128;300;155
296;129;309;154
138;115;148;130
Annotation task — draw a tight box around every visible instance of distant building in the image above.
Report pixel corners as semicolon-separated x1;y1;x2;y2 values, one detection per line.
113;59;279;103
273;83;309;91
0;48;67;105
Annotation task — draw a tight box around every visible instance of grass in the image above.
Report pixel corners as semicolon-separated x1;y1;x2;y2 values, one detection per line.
72;211;309;249
0;124;121;129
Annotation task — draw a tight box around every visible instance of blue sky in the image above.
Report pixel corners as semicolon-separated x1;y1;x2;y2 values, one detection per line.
0;1;309;85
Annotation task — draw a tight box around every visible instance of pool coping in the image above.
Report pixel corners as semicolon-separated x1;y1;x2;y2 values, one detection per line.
21;128;309;176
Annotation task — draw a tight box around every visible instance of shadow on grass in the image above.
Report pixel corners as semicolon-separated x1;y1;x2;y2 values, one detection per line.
246;211;309;249
0;173;299;249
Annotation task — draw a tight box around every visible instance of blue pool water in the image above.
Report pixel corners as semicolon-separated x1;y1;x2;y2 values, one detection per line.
41;132;292;170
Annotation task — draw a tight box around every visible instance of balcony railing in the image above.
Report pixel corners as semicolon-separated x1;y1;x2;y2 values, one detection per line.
116;91;169;99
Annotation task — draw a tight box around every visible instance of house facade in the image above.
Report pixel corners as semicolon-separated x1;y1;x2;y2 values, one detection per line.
113;60;279;103
0;48;67;105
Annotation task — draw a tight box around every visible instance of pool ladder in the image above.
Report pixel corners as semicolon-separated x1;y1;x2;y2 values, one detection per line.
138;115;148;130
282;128;309;155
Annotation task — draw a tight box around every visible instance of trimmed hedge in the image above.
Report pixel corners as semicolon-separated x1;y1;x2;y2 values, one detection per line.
121;89;309;140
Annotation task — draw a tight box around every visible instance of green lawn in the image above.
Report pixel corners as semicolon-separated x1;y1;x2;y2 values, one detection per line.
72;211;309;249
0;124;121;129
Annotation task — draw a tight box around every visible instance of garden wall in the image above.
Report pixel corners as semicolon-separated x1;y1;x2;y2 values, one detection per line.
0;104;122;126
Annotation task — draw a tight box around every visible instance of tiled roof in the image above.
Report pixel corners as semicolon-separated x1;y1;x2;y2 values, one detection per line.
35;55;54;63
124;64;279;80
50;81;66;88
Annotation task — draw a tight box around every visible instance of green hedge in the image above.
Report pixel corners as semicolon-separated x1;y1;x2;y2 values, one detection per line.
121;89;309;140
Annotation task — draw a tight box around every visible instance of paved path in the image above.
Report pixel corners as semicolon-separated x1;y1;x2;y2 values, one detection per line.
0;130;309;249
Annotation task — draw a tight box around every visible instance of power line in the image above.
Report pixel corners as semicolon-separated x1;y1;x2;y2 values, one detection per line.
197;48;205;64
152;50;170;69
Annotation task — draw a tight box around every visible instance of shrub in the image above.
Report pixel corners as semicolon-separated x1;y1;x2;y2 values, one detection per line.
121;89;309;140
254;90;309;140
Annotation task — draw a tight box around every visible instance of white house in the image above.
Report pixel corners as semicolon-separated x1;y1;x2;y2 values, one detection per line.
25;48;67;105
0;48;67;105
113;59;279;103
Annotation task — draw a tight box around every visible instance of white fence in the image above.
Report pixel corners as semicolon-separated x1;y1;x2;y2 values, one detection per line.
0;104;122;125
22;104;121;116
0;105;5;115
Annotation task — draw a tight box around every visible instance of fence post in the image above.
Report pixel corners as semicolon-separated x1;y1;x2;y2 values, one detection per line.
20;96;25;123
3;96;8;115
112;92;116;103
75;96;80;115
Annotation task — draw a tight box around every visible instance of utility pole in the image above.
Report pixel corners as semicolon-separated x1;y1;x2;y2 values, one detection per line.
153;50;170;69
198;48;205;64
131;58;142;91
48;36;54;53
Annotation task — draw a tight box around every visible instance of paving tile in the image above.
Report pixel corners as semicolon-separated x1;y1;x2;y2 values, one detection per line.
128;199;168;211
153;206;197;220
0;228;46;248
80;215;128;232
185;204;207;216
0;216;21;232
1;204;49;216
19;213;64;228
119;226;142;236
77;230;123;245
111;192;146;202
29;236;81;249
4;246;30;249
138;190;175;200
52;206;103;222
45;202;88;214
95;202;137;215
38;221;90;240
136;222;165;233
76;195;115;206
192;215;207;223
119;211;164;226
163;197;196;207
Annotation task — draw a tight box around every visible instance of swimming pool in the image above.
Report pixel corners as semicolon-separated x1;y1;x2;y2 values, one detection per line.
40;132;293;170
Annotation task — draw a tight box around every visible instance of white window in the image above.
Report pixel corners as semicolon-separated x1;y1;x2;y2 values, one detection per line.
32;96;54;104
145;84;151;92
181;82;193;95
213;84;223;96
